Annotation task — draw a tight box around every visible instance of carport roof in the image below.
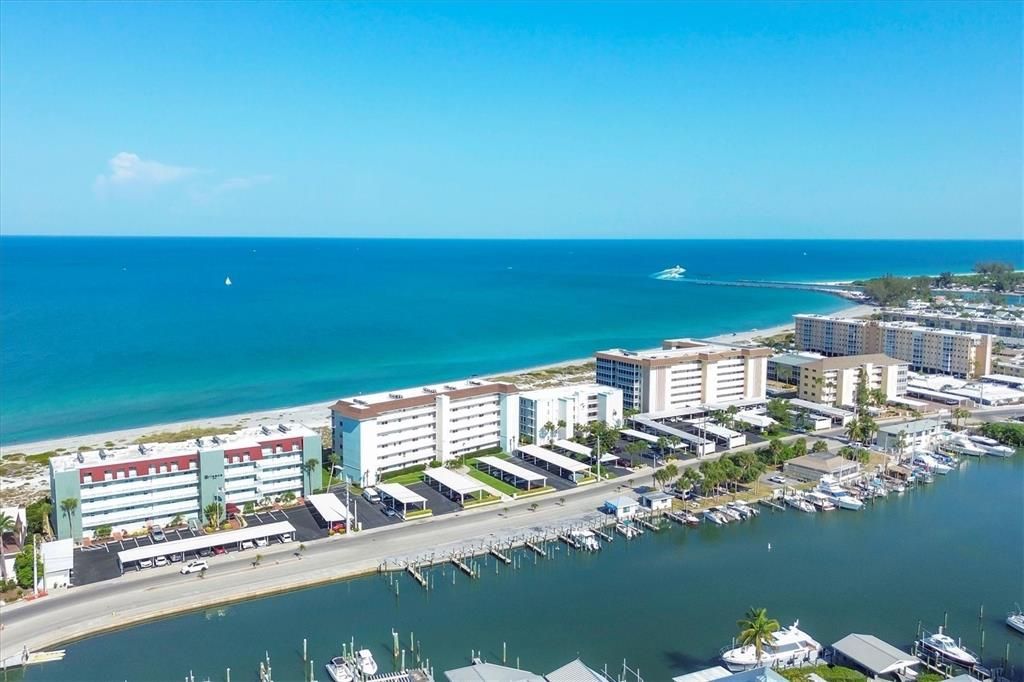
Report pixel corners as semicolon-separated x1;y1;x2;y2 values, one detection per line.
307;493;352;522
476;456;546;483
423;467;484;495
117;521;295;565
553;439;592;457
377;482;428;505
518;444;589;473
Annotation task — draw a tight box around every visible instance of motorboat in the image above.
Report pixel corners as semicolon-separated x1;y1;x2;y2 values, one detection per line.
912;453;952;475
919;630;978;667
720;621;822;671
730;501;759;518
571;529;601;552
655;265;686;280
719;505;743;522
703;509;726;525
1008;605;1024;635
355;649;378;676
683;512;701;526
942;437;986;457
804;491;837;511
325;657;355;682
817;476;864;510
969;436;1015;457
784;494;815;513
224;276;232;286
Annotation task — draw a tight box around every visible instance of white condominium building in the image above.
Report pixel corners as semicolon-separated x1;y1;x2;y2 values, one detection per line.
796;353;909;407
595;339;770;413
794;314;993;379
331;379;519;486
48;423;321;540
518;384;623;444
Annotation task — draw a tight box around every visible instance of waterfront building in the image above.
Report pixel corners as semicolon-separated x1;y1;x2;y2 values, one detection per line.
794;315;993;379
48;423;320;540
445;657;612;682
331;379;519;486
795;354;909;407
673;668;788;682
518;383;623;444
830;634;921;680
875;419;944;451
638;490;673;511
767;352;822;385
596;339;770;413
877;306;1024;346
783;452;860;483
604;495;640;520
40;539;74;589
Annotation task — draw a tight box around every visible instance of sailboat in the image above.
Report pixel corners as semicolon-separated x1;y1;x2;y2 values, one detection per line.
224;276;232;286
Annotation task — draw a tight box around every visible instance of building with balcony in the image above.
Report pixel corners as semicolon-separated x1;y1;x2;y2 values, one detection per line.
877;306;1024;346
518;384;623;444
794;315;993;379
595;339;770;413
331;379;519;486
48;423;320;540
795;353;909;407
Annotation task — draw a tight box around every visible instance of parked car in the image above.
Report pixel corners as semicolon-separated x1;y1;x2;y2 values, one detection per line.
330;522;346;533
150;525;166;542
212;545;226;555
769;475;787;484
362;487;382;504
198;547;213;557
139;558;154;569
180;559;208;575
154;556;169;567
278;533;293;543
169;553;183;563
240;540;255;550
255;537;268;547
383;506;399;518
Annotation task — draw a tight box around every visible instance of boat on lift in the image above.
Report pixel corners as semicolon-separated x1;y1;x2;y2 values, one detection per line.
817;475;864;510
325;657;355;682
720;621;823;671
355;649;378;676
1008;605;1024;635
919;629;979;668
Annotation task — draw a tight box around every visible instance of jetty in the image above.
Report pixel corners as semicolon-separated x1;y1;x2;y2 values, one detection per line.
489;546;512;564
759;498;786;512
557;533;581;549
407;564;428;589
451;555;475;577
524;540;547;557
636;516;660;532
591;526;613;542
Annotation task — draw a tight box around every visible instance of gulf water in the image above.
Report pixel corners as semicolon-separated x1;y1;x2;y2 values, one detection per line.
22;455;1023;681
1;238;1020;444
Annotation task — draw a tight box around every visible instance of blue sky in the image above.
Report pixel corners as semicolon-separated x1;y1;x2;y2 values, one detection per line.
0;1;1020;239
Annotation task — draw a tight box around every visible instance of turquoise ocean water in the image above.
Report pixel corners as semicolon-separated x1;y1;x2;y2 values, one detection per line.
1;238;1020;444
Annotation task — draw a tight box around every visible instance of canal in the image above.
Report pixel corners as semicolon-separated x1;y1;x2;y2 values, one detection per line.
19;455;1024;682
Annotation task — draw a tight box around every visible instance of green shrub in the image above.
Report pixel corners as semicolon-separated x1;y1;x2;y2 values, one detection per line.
94;525;112;539
381;463;427;481
428;460;442;468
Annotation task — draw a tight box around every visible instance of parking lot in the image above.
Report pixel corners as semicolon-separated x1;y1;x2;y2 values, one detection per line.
505;456;577;491
405;481;463;516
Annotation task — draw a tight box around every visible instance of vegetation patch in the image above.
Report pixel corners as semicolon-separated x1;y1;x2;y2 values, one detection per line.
779;666;865;682
381;470;425;486
24;451;58;465
513;485;554;498
381;463;428;481
462;493;500;507
979;421;1024;447
465;467;520;496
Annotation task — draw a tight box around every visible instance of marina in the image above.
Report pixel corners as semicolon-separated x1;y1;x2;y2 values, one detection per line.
14;453;1022;682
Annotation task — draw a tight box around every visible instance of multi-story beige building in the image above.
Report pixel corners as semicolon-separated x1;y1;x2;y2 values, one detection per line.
794;315;992;379
797;354;909;407
595;339;769;413
878;307;1024;345
331;379;519;486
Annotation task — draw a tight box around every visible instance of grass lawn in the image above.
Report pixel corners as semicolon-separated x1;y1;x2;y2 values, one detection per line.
465;467;520;496
778;666;865;682
463;492;500;507
382;470;426;486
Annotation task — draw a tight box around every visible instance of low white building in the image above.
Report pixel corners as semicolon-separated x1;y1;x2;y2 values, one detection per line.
332;379;519;486
518;383;623;444
604;495;639;520
639;491;673;511
875;419;944;451
40;539;74;590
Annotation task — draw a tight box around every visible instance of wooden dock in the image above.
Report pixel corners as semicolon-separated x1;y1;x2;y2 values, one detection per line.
591;527;613;542
524;540;547;557
451;556;475;577
636;516;660;532
490;547;511;564
557;533;580;549
758;498;785;512
407;564;428;589
665;511;687;525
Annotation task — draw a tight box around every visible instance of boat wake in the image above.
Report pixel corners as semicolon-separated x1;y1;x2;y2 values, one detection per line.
652;265;686;281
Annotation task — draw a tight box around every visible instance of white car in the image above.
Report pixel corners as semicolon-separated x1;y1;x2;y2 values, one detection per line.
154;556;169;567
769;475;787;484
278;533;293;543
180;559;209;575
240;540;255;550
139;558;154;569
255;537;268;547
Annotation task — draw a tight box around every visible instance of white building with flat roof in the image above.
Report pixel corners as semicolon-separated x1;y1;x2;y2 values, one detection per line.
596;339;770;413
331;379;519;486
518;383;622;444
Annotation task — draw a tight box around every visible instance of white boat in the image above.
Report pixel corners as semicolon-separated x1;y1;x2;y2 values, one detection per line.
784;494;815;513
804;491;837;511
719;505;743;522
969;436;1015;457
942;437;986;458
817;476;864;511
655;265;686;280
683;512;701;526
571;529;601;552
224;276;232;286
913;452;952;474
721;621;823;671
355;649;378;676
703;509;726;525
325;657;354;682
1008;606;1024;634
919;630;978;667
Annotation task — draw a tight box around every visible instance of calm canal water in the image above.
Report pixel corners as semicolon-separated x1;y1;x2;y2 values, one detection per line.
22;455;1024;682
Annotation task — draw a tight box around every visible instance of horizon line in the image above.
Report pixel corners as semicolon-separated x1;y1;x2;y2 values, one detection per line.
1;234;1021;242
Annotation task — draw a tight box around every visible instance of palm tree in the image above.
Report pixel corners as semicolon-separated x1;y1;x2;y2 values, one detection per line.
0;511;14;581
737;607;780;665
203;502;223;528
869;388;887;407
543;421;556;445
59;498;78;539
845;418;863;444
303;457;320;492
326;452;341;491
952;407;970;429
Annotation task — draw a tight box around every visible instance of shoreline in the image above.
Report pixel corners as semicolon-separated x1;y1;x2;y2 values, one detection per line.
0;303;874;461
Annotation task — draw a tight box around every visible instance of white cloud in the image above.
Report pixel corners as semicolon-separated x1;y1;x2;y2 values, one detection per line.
94;152;198;197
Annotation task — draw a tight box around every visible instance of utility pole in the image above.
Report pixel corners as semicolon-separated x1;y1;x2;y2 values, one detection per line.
32;533;39;596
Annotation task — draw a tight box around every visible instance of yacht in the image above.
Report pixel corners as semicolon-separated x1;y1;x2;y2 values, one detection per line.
942;437;986;458
969;436;1015;457
325;657;355;682
913;453;952;475
719;505;743;522
784;494;815;513
804;491;837;511
355;649;378;676
224;276;232;286
817;476;864;511
730;500;759;518
703;508;726;525
919;630;978;667
655;265;686;280
1008;606;1024;635
720;621;822;671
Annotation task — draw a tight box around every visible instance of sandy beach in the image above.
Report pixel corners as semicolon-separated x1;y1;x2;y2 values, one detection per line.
0;302;875;503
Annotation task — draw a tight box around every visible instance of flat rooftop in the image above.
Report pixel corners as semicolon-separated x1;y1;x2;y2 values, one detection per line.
796;314;988;339
518;383;615;400
50;422;317;473
332;378;517;419
597;338;770;365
